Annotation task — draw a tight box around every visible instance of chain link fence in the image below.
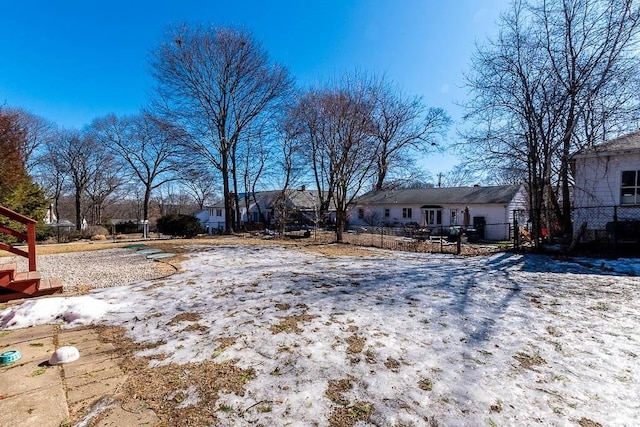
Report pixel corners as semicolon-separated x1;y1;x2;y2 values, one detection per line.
512;205;640;256
341;204;640;257
340;225;510;255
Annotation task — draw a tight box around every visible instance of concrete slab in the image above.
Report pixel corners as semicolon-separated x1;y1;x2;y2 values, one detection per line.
56;327;96;343
59;338;116;358
63;357;118;379
0;325;59;395
0;386;69;427
94;401;160;426
72;397;160;427
59;350;116;368
0;324;54;347
0;360;61;395
67;374;128;405
0;325;160;427
66;364;124;389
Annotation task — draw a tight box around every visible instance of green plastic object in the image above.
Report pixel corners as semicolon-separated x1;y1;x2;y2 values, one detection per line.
0;350;22;365
123;243;146;249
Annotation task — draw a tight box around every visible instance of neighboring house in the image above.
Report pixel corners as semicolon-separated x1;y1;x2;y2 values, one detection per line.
239;188;335;228
194;189;335;233
572;130;640;239
194;202;226;235
349;185;527;241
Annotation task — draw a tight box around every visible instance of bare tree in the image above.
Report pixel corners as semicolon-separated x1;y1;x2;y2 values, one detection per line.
84;153;122;225
53;130;106;230
270;115;306;234
4;108;55;171
539;0;640;235
462;0;640;245
150;25;293;233
287;90;335;224
441;165;481;188
239;126;270;228
154;182;197;216
291;76;379;242
369;77;451;190
34;141;68;225
91;113;179;225
180;163;219;210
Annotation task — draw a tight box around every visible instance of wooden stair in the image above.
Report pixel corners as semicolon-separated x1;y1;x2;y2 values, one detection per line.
0;262;63;303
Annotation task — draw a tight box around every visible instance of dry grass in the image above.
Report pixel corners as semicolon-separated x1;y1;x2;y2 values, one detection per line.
90;326;255;427
325;376;373;427
1;232;396;264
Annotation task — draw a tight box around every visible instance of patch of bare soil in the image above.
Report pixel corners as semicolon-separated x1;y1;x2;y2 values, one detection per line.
328;402;373;427
167;312;201;325
577;418;602;427
326;377;373;427
326;377;354;405
345;335;365;354
384;357;401;371
513;352;547;370
301;244;389;258
86;326;254;427
418;378;433;391
179;323;209;333
270;314;317;334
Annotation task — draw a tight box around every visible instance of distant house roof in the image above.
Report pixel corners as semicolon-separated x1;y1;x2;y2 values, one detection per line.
355;185;522;206
242;189;333;211
573;130;640;158
198;202;225;211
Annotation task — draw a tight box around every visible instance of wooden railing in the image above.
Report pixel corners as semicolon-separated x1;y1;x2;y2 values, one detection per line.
0;205;37;271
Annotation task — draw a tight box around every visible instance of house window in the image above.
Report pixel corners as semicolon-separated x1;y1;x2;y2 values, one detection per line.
451;210;458;225
216;209;222;217
402;208;412;218
384;208;390;217
425;209;442;226
358;208;364;219
621;170;640;205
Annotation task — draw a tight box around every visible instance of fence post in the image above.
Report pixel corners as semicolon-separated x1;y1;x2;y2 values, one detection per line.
513;210;519;250
613;205;618;257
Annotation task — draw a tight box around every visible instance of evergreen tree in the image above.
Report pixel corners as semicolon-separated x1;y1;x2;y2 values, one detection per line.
0;108;48;227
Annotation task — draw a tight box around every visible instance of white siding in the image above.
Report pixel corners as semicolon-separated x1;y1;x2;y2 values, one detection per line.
573;152;640;233
194;208;226;233
572;154;640;208
349;203;514;240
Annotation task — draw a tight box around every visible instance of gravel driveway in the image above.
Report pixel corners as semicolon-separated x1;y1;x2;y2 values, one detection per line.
1;248;175;292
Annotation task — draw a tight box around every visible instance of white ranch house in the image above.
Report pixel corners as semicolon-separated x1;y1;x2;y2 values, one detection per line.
572;131;640;240
349;185;527;241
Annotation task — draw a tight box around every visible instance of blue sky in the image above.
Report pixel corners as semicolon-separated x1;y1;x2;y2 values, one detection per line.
1;0;509;176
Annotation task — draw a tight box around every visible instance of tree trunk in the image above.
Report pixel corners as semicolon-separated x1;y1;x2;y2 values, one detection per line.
335;208;345;243
143;186;152;222
375;157;388;191
222;155;233;234
75;190;82;231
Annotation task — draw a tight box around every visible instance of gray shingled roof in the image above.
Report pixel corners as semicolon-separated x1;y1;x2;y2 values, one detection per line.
243;190;332;210
355;185;522;206
573;130;640;157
